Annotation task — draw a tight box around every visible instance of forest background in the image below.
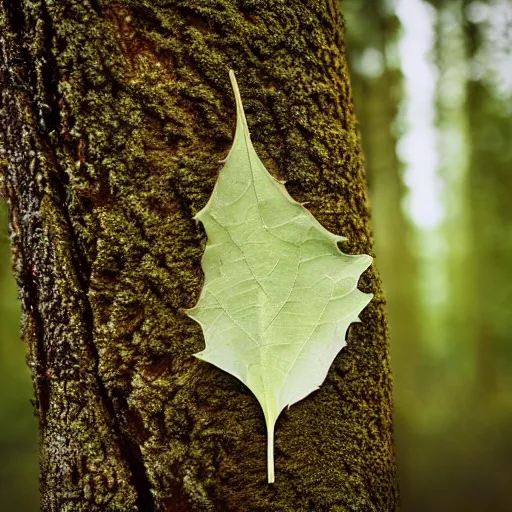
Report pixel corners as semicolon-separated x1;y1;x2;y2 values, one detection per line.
0;0;511;510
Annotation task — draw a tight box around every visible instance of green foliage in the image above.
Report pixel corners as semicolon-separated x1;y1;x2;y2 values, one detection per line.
187;71;373;483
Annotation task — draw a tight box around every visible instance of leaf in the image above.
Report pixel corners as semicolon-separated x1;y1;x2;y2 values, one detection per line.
187;70;373;483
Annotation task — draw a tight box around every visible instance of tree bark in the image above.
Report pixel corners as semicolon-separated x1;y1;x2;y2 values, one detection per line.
0;1;398;511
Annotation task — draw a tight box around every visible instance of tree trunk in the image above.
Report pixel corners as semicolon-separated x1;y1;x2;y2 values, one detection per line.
346;0;422;400
344;2;420;507
463;8;512;396
0;1;398;511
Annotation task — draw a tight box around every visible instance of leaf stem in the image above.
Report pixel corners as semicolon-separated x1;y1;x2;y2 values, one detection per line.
267;421;275;484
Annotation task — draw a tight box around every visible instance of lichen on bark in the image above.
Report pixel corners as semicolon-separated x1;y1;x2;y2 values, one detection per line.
0;0;398;511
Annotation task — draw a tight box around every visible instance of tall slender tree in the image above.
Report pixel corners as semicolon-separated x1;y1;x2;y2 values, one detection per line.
463;1;512;396
344;2;421;509
344;0;422;399
0;1;398;510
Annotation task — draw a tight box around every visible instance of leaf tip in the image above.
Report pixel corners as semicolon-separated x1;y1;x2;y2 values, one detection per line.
192;210;204;222
193;349;209;363
229;69;239;97
362;253;373;268
184;305;201;321
332;234;348;246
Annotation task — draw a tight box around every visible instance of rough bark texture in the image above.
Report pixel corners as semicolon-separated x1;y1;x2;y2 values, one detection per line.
0;1;398;511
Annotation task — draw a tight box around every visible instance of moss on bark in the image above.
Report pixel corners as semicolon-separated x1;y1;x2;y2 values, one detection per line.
0;0;398;510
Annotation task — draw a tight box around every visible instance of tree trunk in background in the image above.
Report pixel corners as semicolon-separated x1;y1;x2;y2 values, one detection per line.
463;11;512;396
429;0;476;394
345;0;422;400
0;1;398;510
344;3;419;508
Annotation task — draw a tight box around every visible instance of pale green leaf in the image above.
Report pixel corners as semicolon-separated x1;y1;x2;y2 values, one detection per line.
187;70;373;483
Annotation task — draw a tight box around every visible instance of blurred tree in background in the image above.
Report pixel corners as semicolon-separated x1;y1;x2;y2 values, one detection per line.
0;0;511;510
